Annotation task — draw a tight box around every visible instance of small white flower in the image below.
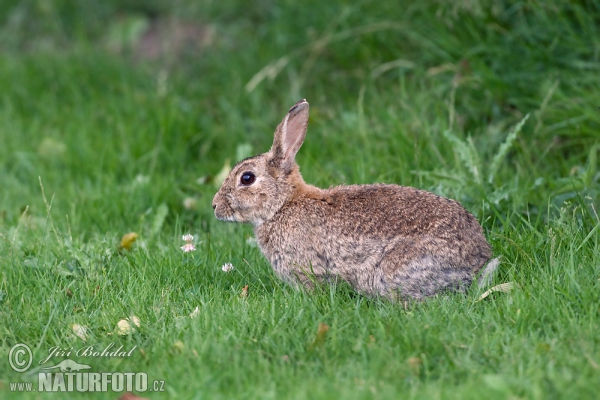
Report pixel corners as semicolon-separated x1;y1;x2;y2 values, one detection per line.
181;243;196;252
181;234;196;252
134;174;150;185
221;263;234;272
189;306;200;318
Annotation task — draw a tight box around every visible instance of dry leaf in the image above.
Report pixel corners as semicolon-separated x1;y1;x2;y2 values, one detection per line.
120;232;139;250
240;285;249;298
116;316;141;335
407;357;422;374
71;324;88;341
317;323;329;335
476;282;517;302
308;323;330;350
172;340;185;353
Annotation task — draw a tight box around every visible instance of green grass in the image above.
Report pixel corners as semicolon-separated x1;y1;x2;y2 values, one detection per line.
0;0;599;398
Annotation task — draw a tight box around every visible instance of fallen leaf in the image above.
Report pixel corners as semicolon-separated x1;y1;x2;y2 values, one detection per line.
172;340;185;353
240;285;249;298
120;232;139;250
71;324;88;341
407;357;422;375
308;323;329;351
476;282;518;302
116;316;141;335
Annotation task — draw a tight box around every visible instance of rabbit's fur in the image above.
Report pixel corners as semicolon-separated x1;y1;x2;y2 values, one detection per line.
212;99;494;300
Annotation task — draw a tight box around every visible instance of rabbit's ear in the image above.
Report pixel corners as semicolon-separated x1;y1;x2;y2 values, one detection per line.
270;99;309;170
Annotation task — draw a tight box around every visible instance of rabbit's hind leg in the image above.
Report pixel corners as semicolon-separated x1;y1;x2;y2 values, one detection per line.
377;240;474;301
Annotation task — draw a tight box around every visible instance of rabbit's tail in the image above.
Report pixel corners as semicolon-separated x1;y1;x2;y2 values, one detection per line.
477;257;501;289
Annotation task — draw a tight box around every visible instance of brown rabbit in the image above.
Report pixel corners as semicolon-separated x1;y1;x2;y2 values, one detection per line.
212;99;497;300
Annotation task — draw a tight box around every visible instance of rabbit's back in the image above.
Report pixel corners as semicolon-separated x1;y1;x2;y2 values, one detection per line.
255;183;491;299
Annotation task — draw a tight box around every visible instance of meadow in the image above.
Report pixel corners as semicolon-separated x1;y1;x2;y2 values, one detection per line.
0;1;599;398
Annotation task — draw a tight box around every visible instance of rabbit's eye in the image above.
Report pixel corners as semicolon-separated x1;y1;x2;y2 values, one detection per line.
240;172;256;186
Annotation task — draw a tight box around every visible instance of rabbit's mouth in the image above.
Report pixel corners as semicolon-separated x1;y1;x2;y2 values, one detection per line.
214;207;237;222
217;214;237;222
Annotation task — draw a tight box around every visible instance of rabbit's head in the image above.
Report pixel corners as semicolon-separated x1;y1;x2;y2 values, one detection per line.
212;99;309;226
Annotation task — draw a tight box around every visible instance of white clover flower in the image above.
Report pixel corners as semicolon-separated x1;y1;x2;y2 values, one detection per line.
181;234;196;252
221;263;234;272
189;307;200;318
246;237;258;248
181;243;196;252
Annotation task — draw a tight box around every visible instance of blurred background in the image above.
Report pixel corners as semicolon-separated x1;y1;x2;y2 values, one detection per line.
0;0;598;233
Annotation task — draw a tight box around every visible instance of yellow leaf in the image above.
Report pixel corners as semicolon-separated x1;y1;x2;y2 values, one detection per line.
172;340;185;353
120;232;139;250
116;316;141;335
308;323;330;351
240;284;249;298
476;282;518;302
407;357;422;375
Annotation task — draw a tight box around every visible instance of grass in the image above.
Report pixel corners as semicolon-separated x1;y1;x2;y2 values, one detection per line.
0;0;599;398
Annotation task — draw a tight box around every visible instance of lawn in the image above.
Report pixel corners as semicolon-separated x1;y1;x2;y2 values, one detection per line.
0;1;599;399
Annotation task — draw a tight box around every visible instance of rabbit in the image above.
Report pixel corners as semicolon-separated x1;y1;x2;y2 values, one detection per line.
212;99;497;301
